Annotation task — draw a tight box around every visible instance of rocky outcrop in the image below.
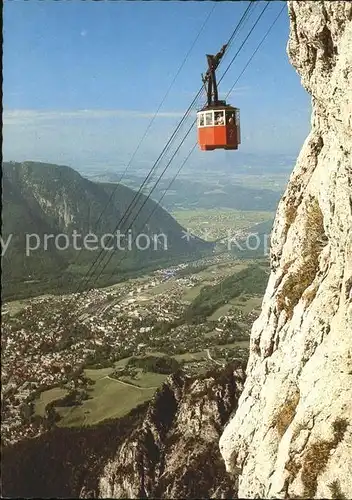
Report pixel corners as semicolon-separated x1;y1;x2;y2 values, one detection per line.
220;2;352;498
94;364;245;499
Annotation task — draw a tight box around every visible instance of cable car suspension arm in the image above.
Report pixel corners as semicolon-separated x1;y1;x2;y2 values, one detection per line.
202;43;228;107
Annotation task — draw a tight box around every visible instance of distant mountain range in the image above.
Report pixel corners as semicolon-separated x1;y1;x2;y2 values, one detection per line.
1;161;212;299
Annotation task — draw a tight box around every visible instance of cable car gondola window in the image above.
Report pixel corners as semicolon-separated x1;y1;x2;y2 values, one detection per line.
198;113;205;127
226;111;235;126
214;110;225;126
205;112;213;126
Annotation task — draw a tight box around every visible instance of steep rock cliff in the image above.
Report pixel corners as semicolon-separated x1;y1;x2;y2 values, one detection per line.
220;2;352;499
93;364;245;499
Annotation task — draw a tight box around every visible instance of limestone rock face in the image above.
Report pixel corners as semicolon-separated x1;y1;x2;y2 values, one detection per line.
219;2;352;498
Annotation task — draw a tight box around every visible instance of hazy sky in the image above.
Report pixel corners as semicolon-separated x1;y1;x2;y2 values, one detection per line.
3;0;311;173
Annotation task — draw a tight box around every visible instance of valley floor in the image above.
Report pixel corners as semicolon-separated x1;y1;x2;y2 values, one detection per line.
1;252;267;446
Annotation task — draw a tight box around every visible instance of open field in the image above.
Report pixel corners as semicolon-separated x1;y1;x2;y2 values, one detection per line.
3;294;56;317
171;209;274;240
173;340;249;363
39;362;168;427
119;369;168;388
208;295;262;320
181;260;265;304
181;261;250;302
32;365;162;428
228;174;289;192
37;337;250;427
34;387;69;417
56;375;156;427
173;352;206;362
146;280;175;296
84;367;114;381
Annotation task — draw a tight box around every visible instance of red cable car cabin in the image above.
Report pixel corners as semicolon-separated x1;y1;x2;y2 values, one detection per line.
197;106;240;151
196;45;241;151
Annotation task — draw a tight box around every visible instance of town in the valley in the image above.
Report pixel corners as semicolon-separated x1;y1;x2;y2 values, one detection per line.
1;252;266;446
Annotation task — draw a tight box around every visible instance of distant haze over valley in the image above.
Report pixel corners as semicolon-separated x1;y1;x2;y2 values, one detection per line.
16;152;296;178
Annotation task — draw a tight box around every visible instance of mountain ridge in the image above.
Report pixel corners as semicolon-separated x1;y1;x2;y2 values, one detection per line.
2;161;212;299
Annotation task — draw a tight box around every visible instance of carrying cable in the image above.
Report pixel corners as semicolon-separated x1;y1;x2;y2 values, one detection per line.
96;0;285;287
65;2;255;307
226;4;286;98
68;2;217;271
65;8;226;307
88;119;197;291
95;0;255;233
68;91;201;302
218;1;269;87
151;2;287;228
111;0;256;228
76;1;273;298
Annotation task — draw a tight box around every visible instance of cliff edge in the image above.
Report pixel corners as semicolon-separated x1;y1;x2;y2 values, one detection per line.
220;2;352;498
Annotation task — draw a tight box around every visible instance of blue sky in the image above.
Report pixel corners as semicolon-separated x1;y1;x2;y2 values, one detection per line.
3;0;311;173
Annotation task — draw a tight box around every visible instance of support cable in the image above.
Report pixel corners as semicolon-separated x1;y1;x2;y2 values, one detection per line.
92;1;285;293
65;2;255;306
75;2;274;299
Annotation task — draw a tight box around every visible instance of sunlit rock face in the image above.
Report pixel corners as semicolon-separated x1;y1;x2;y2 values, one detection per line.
219;2;352;498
